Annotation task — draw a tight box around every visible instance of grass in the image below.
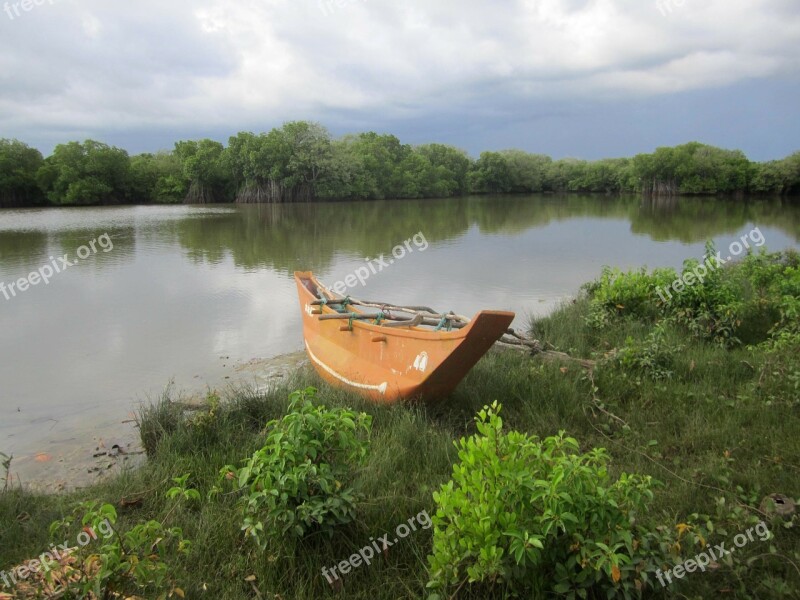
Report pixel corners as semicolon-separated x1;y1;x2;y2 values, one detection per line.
1;251;799;599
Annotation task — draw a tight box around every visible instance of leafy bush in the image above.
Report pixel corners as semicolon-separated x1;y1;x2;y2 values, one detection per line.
672;248;799;346
427;403;668;599
665;245;746;346
585;266;676;328
586;248;800;348
221;387;372;547
612;323;683;381
46;501;189;599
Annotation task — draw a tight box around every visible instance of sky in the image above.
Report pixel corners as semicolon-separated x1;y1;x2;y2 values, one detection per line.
0;0;798;160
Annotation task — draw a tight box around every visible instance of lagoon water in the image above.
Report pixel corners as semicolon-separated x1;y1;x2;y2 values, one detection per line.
1;194;799;487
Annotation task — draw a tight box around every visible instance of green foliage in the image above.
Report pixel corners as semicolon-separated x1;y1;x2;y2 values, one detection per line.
317;135;474;200
225;122;333;202
500;150;553;193
750;151;800;196
0;139;44;207
612;323;683;381
416;143;472;196
37;140;131;205
129;151;187;203
631;142;754;195
135;386;185;458
47;501;189;599
0;452;11;492
569;158;633;194
2;132;799;206
427;403;665;598
469;151;514;193
174;138;229;203
314;136;375;199
166;473;202;505
546;158;587;192
751;262;800;405
657;481;798;600
585;266;677;328
657;243;746;346
2;317;798;600
187;390;221;434
585;248;800;348
221;387;372;547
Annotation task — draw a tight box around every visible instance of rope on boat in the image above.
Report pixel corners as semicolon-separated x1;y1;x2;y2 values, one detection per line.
312;279;594;368
434;316;450;332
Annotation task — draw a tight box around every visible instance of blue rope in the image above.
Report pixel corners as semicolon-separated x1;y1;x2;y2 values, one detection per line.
435;316;454;332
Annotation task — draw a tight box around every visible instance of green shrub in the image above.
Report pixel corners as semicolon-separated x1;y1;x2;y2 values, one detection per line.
585;266;676;328
612;323;683;381
221;387;372;547
586;248;800;348
47;501;189;599
427;403;667;599
675;248;799;346
667;245;744;346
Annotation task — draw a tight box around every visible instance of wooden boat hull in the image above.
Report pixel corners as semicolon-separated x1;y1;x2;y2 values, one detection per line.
295;272;515;403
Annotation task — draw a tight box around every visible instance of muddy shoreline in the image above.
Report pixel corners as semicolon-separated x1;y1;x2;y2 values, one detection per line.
4;352;308;493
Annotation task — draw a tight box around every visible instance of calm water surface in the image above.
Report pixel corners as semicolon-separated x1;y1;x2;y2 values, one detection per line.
1;195;799;487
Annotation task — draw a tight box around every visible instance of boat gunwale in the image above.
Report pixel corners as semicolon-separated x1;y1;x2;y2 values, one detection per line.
295;271;512;342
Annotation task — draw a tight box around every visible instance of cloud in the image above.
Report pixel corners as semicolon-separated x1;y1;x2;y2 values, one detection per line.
0;0;798;155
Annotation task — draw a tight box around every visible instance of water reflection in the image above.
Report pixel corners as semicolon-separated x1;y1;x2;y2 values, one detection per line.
633;196;800;242
170;196;800;274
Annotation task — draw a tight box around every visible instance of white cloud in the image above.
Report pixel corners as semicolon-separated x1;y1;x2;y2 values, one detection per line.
0;0;797;144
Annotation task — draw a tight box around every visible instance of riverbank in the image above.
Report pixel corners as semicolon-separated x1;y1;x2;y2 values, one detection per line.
1;249;798;599
2;352;309;493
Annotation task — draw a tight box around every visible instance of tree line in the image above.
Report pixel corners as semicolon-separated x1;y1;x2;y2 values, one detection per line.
1;122;799;207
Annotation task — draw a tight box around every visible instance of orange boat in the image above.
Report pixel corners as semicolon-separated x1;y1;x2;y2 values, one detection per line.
294;271;515;403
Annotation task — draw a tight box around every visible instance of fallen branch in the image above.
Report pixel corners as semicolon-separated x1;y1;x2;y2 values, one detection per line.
498;330;595;369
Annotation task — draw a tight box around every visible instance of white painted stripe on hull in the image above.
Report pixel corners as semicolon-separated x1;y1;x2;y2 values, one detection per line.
305;341;388;395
